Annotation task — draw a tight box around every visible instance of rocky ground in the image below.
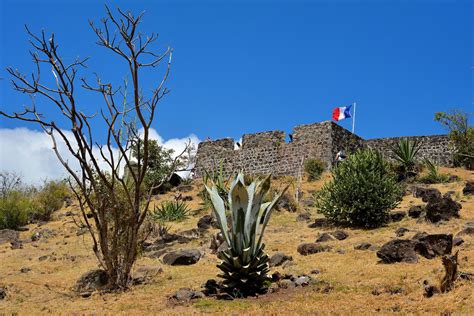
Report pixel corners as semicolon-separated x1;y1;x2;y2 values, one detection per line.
0;167;473;314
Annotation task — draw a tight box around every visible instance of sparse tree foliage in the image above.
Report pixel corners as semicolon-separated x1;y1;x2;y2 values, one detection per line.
0;6;187;289
435;110;474;170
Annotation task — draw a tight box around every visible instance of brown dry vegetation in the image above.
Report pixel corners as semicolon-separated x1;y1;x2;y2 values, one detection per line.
0;167;473;315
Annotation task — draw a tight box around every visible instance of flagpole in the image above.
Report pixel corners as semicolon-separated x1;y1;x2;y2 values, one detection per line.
352;102;356;134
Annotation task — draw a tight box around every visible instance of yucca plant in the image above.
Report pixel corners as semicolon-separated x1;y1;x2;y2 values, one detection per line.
392;138;422;180
419;158;450;184
151;200;190;222
205;173;287;297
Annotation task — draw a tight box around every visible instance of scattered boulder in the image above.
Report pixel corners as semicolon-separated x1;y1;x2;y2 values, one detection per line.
425;196;461;223
210;232;226;253
0;286;6;300
395;227;409;237
163;249;201;266
296;213;311;222
330;230;348;240
276;193;297;212
390;211;406;222
457;223;474;236
297;243;332;255
182;196;193;202
270;252;293;267
202;279;223;296
0;229;19;245
453;237;464;247
463;181;474;195
412;233;453;259
132;266;163;285
20;267;31;273
301;199;315;208
31;228;56;242
170;288;205;302
408;205;424;218
308;218;328;228
354;242;372;250
10;240;23;250
376;239;418;264
197;215;216;231
316;233;336;242
74;269;109;294
414;187;442;203
178;229;200;241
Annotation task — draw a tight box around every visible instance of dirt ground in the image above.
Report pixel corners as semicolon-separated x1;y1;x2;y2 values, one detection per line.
0;167;473;315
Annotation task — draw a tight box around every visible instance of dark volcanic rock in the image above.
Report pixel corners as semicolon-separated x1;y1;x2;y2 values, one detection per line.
457;226;474;236
74;269;109;294
308;218;328;228
408;205;424;218
202;279;223;296
197;215;216;231
316;233;336;242
0;286;6;300
354;242;372;250
463;181;474;195
390;211;406;222
377;239;418;264
453;237;464;247
297;243;332;255
163;249;201;265
296;213;311;222
414;187;442;203
171;288;205;302
0;229;19;245
330;230;348;240
412;233;452;259
425;196;461;223
270;252;293;267
395;227;409;237
10;240;23;249
276;193;297;212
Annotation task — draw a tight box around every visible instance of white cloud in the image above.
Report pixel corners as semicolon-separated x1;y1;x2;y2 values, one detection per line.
0;127;200;185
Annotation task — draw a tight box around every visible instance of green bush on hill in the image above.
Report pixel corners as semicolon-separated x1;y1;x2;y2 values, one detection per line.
315;148;403;228
304;158;326;181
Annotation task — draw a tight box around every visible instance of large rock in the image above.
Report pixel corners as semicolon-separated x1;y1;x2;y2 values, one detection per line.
425;196;461;223
414;187;442;203
163;249;201;265
390;211;406;222
463;181;474;195
297;243;332;255
412;233;453;259
0;229;19;245
170;288;205;302
74;269;109;293
308;218;329;228
197;215;216;231
270;252;293;267
330;230;348;240
316;233;336;242
408;205;424;218
376;240;418;264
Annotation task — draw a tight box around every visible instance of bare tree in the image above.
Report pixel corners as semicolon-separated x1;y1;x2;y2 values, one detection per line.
0;6;184;289
0;171;22;200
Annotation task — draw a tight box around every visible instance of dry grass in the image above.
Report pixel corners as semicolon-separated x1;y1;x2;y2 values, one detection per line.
0;168;473;315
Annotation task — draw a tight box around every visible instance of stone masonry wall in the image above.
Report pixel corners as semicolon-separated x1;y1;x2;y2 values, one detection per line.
366;135;453;166
194;121;453;178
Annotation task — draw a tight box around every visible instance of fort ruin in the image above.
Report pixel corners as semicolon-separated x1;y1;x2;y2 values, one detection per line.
194;121;453;177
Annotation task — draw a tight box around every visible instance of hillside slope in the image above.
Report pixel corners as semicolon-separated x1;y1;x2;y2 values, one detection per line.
0;167;473;314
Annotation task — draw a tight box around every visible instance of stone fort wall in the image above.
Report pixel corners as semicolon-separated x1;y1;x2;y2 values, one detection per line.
194;121;453;177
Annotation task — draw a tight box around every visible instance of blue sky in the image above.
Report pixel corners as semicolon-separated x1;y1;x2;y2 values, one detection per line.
0;0;472;143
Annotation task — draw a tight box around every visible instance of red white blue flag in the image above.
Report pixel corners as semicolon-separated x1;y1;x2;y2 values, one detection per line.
332;105;352;121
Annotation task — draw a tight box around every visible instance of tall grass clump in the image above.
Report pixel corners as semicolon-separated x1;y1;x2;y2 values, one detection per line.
315;149;403;228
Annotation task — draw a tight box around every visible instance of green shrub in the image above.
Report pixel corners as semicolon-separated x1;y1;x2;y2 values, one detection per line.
315;149;403;228
418;159;451;184
152;200;190;222
304;159;326;181
31;180;70;221
0;191;33;229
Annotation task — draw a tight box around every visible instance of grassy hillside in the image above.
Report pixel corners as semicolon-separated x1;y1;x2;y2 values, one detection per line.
0;167;473;314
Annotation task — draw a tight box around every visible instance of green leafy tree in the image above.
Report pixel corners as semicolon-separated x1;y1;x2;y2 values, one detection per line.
315;149;403;228
435;110;474;170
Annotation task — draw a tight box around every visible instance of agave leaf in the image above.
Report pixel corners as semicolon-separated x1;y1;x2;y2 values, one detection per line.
256;185;288;250
205;185;231;246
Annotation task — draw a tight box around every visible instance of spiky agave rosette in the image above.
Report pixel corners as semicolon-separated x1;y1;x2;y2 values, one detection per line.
205;173;287;297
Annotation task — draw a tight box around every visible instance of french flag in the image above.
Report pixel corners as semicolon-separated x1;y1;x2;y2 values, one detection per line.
332;105;352;121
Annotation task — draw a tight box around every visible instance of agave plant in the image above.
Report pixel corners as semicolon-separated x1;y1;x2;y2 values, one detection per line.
392;138;422;179
205;173;287;297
